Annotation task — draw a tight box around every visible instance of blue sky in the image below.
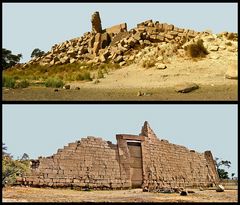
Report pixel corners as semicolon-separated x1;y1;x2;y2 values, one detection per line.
2;3;238;63
3;104;238;176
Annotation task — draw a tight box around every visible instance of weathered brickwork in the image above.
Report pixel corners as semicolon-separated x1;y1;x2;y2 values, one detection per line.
21;137;128;189
140;122;219;191
18;122;219;191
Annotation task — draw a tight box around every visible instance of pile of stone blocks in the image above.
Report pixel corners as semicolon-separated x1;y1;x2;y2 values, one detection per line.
25;12;237;69
23;12;198;67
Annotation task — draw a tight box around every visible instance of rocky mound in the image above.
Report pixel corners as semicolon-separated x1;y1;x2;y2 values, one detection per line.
25;11;238;69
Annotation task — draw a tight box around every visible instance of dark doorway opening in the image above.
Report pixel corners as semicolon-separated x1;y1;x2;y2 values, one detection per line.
127;142;143;188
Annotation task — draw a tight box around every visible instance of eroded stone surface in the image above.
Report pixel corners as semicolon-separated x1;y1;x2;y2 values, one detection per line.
17;121;219;192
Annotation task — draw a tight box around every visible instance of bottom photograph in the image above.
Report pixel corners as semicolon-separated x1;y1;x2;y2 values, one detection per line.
2;105;238;202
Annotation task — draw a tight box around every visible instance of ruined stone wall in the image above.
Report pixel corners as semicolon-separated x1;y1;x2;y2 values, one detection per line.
140;122;219;191
106;23;127;34
21;137;128;189
18;122;219;191
26;12;237;68
28;15;201;67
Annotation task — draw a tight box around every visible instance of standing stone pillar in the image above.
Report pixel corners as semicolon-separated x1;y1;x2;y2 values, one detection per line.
91;11;102;33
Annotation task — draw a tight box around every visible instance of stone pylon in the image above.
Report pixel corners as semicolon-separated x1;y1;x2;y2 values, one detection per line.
140;121;158;140
91;11;102;33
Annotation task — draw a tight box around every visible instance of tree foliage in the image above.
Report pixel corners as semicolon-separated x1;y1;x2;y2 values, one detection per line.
31;48;45;58
215;157;231;179
2;143;8;156
2;143;30;186
2;48;22;69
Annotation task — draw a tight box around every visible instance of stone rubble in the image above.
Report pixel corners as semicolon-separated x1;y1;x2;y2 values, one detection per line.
24;11;238;70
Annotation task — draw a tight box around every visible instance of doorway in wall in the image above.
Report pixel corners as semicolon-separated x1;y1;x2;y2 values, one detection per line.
127;141;143;188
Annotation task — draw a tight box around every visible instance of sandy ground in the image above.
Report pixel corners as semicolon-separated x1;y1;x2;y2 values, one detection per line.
2;186;238;202
70;50;237;89
2;84;237;101
2;49;238;101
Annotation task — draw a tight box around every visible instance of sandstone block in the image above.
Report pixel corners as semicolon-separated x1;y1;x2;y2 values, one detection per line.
216;184;224;192
91;11;102;33
133;33;142;41
143;40;151;45
95;33;101;42
208;45;219;51
106;23;127;34
156;24;164;32
164;34;174;40
70;58;76;64
156;63;167;70
100;33;111;48
166;24;174;31
93;42;101;55
175;83;199;93
143;20;153;26
168;31;179;37
60;56;70;64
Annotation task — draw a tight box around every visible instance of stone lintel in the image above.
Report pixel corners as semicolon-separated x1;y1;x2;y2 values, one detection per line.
116;134;145;141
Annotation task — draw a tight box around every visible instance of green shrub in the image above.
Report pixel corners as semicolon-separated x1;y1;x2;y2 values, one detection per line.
184;39;209;58
82;71;92;81
75;71;92;81
44;77;64;88
2;75;16;88
15;79;30;88
2;144;31;186
75;73;84;81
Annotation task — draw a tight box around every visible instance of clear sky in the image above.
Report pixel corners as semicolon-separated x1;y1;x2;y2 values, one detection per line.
2;3;238;63
3;104;238;176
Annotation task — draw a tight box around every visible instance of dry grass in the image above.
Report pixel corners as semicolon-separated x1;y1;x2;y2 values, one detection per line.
184;39;209;58
2;186;238;202
2;62;120;84
142;57;156;68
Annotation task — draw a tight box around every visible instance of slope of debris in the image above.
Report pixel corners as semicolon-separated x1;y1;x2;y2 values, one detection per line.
25;12;238;69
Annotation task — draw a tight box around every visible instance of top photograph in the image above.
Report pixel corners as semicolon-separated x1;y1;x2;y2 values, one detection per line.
2;3;238;101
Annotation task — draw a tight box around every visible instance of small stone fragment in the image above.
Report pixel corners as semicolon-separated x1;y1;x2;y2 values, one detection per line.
180;190;188;196
216;184;225;192
137;91;142;96
156;63;167;69
175;83;199;93
64;85;70;90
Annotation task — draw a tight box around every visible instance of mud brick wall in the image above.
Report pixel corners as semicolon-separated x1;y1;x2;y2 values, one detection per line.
18;121;219;190
21;137;128;189
140;122;219;191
